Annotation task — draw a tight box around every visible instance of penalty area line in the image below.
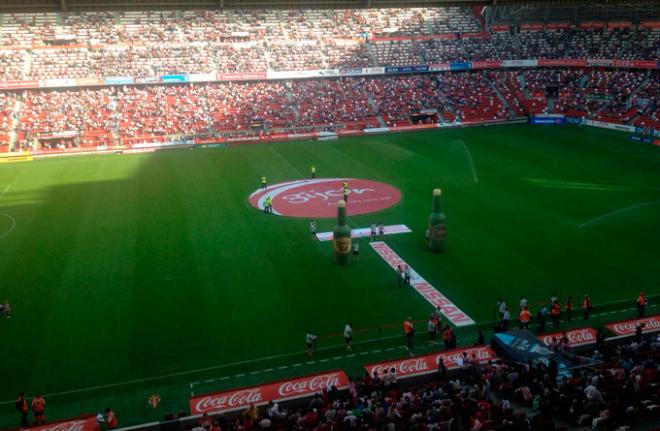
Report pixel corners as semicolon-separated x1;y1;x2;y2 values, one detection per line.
578;199;660;228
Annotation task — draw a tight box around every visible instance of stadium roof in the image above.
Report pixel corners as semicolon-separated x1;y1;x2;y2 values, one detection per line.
0;0;658;13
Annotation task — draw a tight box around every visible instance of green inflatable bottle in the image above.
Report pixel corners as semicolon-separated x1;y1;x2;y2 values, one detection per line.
333;200;352;265
428;188;447;252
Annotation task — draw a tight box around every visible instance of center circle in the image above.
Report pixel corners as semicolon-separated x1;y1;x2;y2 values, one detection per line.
248;178;402;218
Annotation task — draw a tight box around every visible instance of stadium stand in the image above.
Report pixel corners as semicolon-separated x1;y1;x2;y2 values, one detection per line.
0;6;656;153
182;331;660;431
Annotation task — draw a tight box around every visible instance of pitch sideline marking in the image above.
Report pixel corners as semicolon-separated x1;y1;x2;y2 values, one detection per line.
0;185;10;200
458;141;479;184
0;186;15;239
369;241;475;326
1;333;406;403
578;199;660;228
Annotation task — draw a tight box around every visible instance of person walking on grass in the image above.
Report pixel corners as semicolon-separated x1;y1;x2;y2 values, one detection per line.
105;408;117;430
31;394;45;425
404;265;411;285
497;299;507;318
264;196;273;214
403;317;414;350
537;304;548;333
310;165;316;179
378;223;385;240
305;331;317;356
519;306;531;330
1;300;10;318
261;175;267;190
309;219;317;240
565;296;573;322
443;326;455;351
637;292;646;317
397;265;404;288
519;295;528;311
352;241;359;261
427;316;437;345
344;323;353;350
582;294;592;320
551;301;561;328
15;393;28;427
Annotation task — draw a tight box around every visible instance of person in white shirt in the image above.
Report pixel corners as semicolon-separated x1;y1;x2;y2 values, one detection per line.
305;331;317;356
404;265;411;285
519;296;528;311
309;219;317;239
344;323;353;350
352;242;359;261
498;299;507;318
370;223;377;241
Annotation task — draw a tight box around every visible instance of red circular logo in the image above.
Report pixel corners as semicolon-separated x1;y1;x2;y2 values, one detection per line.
249;178;402;218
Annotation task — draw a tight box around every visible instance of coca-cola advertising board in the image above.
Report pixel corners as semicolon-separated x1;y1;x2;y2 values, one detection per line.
190;370;349;415
605;315;660;336
364;346;497;380
538;327;597;347
19;415;97;431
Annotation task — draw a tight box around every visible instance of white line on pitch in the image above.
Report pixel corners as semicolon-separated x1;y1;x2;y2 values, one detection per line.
0;185;10;199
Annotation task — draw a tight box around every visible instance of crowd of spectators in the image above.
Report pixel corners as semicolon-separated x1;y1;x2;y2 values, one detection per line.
0;9;658;81
7;68;657;150
184;331;660;430
0;92;17;151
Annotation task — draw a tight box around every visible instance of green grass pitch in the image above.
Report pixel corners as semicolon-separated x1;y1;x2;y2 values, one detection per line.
1;123;659;427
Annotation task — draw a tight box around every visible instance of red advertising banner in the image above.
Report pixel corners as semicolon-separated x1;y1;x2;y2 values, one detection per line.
216;72;267;81
415;33;457;41
23;415;97;431
190;370;349;415
471;60;503;69
462;32;490;39
640;21;660;30
538;327;597;347
520;23;544;31
371;36;412;42
0;80;40;90
538;58;588;67
606;315;660;337
364;346;497;380
546;23;570;30
607;21;632;29
631;60;659;69
490;25;510;32
579;21;605;29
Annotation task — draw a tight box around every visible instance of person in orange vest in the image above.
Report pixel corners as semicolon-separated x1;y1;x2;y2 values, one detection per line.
31;394;45;425
637;292;647;317
565;296;574;322
551;301;561;328
519;307;531;329
105;408;117;430
582;294;592;320
403;317;414;350
15;393;28;426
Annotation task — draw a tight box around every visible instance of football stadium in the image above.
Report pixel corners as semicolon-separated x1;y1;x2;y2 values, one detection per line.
0;0;660;430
